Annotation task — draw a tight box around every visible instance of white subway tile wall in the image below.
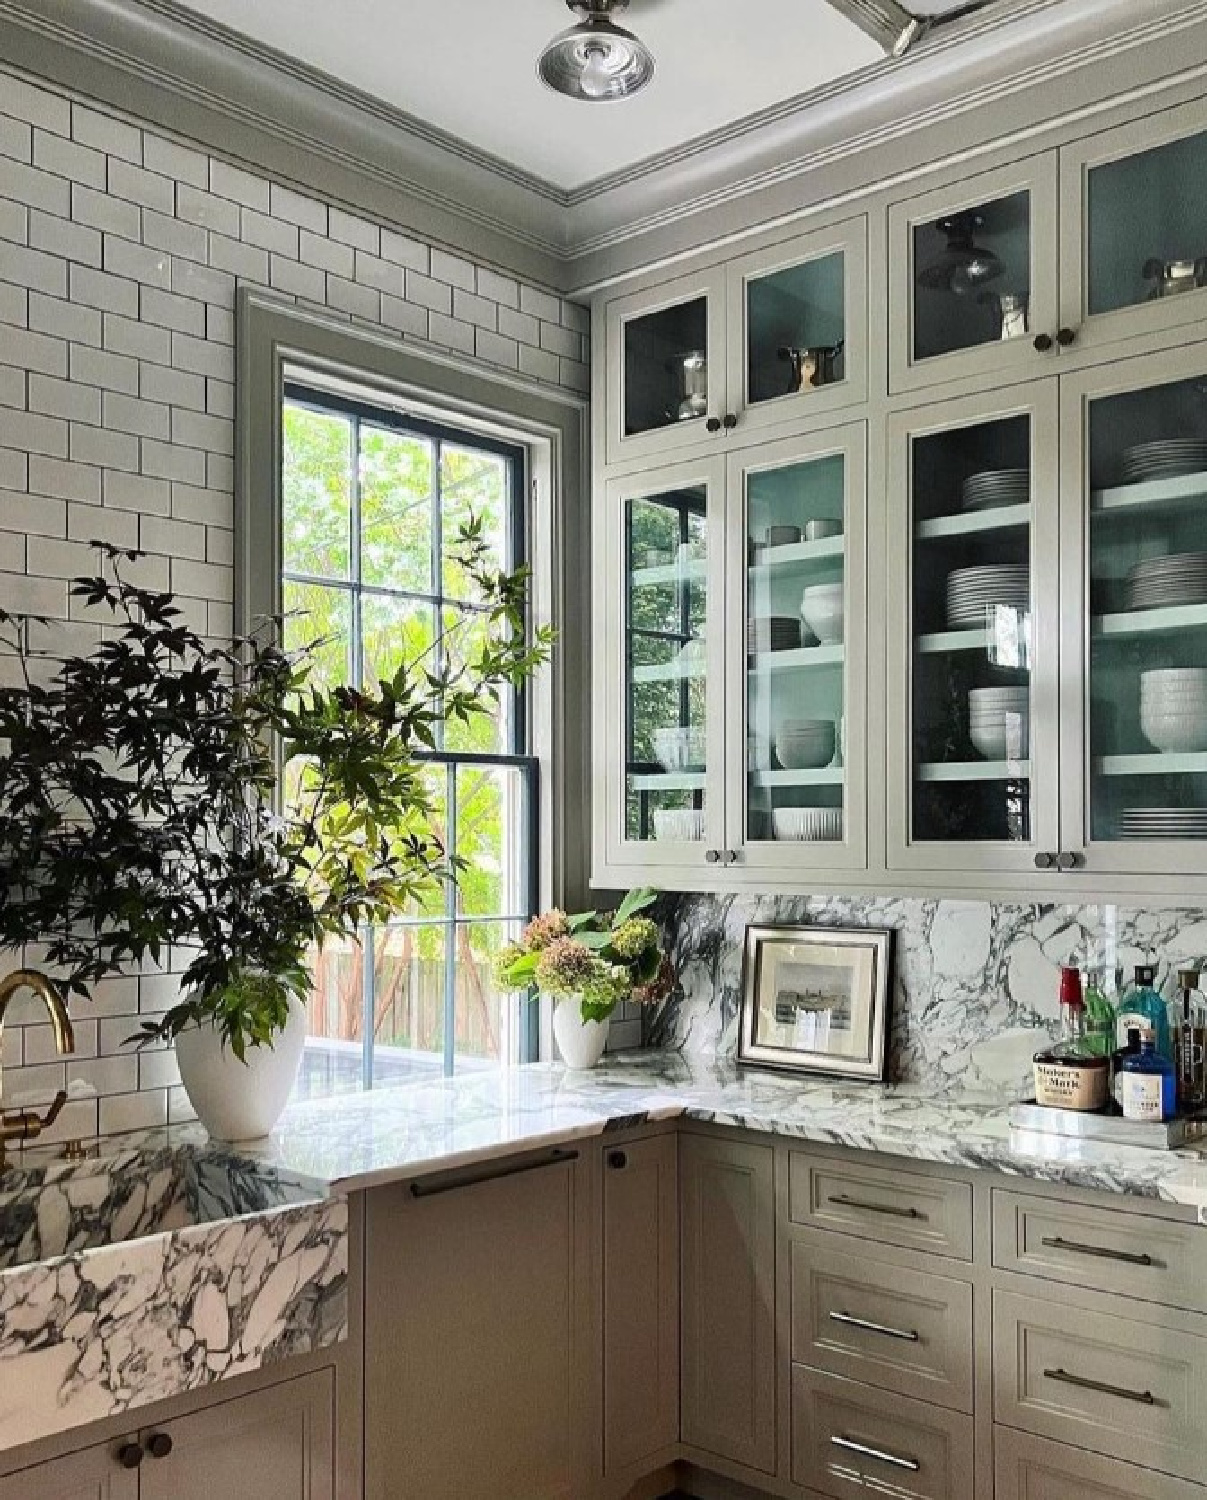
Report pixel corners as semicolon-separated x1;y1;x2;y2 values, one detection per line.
0;65;590;1141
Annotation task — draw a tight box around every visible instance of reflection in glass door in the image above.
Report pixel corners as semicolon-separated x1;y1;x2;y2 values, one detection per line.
623;486;711;845
1085;369;1207;847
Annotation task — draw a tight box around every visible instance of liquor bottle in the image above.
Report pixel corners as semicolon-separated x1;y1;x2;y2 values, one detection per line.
1033;967;1110;1111
1081;969;1116;1059
1116;964;1172;1064
1175;968;1207;1112
1111;1025;1142;1111
1120;1028;1177;1122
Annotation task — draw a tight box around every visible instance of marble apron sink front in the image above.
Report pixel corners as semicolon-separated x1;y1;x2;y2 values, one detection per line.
0;1142;348;1452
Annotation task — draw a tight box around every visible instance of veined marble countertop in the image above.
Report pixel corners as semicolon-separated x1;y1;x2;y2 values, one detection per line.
254;1050;1207;1209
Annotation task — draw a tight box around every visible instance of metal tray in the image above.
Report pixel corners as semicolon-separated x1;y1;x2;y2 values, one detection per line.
1009;1100;1207;1151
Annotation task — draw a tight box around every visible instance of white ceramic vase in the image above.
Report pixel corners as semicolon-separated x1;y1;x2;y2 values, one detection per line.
551;994;611;1070
175;994;307;1141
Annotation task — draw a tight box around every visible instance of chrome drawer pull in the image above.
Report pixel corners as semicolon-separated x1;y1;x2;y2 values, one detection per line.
1040;1235;1154;1268
830;1435;920;1472
830;1310;921;1343
1043;1367;1156;1406
828;1193;924;1220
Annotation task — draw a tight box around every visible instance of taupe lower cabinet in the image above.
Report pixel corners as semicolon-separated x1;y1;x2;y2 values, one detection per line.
0;1374;334;1500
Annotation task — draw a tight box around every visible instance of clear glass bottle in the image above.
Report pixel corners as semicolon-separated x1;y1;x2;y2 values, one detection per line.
1081;968;1116;1059
1175;968;1207;1113
1116;964;1173;1064
1120;1028;1177;1123
1033;967;1110;1111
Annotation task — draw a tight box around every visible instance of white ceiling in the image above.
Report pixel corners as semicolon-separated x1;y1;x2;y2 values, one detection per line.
172;0;914;191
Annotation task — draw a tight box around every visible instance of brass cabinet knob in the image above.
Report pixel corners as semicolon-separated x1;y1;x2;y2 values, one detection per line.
146;1433;174;1460
117;1444;144;1470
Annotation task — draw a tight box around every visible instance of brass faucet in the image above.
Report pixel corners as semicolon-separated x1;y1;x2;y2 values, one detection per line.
0;969;76;1173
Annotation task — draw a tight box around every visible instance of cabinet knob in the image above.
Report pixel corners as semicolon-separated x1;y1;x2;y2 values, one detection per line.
146;1433;174;1460
1056;850;1080;871
722;413;738;430
722;849;738;865
704;848;721;863
1034;851;1055;870
117;1444;144;1470
1056;327;1077;347
607;1150;628;1170
1033;332;1054;353
705;416;722;434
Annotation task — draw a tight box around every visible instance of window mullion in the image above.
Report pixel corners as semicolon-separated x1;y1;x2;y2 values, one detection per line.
443;760;458;1077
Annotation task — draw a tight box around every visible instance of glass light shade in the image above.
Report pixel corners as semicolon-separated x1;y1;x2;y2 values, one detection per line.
918;212;1005;296
538;15;655;101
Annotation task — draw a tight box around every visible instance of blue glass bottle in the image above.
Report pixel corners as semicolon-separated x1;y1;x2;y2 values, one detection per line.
1120;1029;1177;1122
1116;965;1172;1064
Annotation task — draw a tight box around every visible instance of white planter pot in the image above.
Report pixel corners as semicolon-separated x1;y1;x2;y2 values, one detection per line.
551;994;611;1070
175;994;307;1142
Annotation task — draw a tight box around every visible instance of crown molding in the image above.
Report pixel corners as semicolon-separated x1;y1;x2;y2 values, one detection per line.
0;0;1203;296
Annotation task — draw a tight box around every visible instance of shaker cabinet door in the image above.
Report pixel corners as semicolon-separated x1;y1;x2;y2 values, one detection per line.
0;1444;138;1500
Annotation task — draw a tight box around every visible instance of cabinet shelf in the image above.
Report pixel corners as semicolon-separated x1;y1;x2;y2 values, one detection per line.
629;771;706;791
748;645;844;673
1097;753;1207;777
916;627;993;655
751;767;842;787
915;503;1031;542
1093;602;1207;639
1092;470;1207;520
631;558;707;589
631;659;705;684
916;760;1031;782
748;536;844;577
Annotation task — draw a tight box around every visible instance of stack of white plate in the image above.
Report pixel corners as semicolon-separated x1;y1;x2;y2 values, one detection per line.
968;686;1030;760
1126;553;1207;612
1122;439;1207;484
946;566;1030;629
961;469;1030;511
747;615;800;654
652;808;706;841
1118;807;1207;839
774;719;836;770
1139;668;1207;754
772;807;843;841
653;725;707;772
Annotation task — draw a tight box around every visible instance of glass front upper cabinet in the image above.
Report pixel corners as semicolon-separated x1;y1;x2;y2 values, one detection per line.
726;426;866;870
889;157;1058;395
1064;347;1207;870
605;267;726;466
1062;104;1207;352
888;389;1060;872
604;460;726;867
726;219;867;435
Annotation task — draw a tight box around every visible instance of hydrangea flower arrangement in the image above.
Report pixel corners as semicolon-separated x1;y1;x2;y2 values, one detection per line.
495;888;670;1023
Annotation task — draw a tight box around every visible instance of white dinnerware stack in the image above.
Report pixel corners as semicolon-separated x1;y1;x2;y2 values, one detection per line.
800;583;844;645
774;719;836;770
747;615;801;654
1139;668;1207;754
1121;439;1207;484
961;468;1030;512
652;725;707;771
1126;553;1207;612
1118;807;1207;839
772;807;843;841
946;565;1030;629
652;808;706;841
968;686;1030;760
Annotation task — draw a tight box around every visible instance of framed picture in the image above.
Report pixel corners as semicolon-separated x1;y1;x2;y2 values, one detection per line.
738;924;892;1080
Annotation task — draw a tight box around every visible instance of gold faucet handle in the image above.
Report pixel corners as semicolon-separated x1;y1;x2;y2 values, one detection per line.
35;1089;69;1134
1;1089;69;1146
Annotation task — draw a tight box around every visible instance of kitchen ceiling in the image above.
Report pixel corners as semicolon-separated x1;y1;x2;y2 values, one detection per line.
170;0;976;193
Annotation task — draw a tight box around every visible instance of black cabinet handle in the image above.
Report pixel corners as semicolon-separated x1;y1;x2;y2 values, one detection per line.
117;1444;144;1470
705;416;722;434
722;413;738;430
1057;326;1077;347
1044;1367;1155;1405
828;1193;923;1220
410;1147;578;1198
705;848;721;863
1034;851;1055;870
146;1433;173;1460
1040;1235;1154;1268
607;1150;628;1170
1033;332;1054;352
722;849;738;865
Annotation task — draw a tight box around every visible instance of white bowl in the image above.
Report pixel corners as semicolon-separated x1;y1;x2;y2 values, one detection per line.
1140;712;1207;755
805;519;843;542
801;584;845;646
970;719;1030;760
652;809;706;841
775;725;836;770
772;808;843;841
779;718;833;736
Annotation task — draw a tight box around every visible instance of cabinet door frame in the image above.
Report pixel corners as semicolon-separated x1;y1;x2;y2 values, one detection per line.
887;153;1060;399
723;422;869;872
604;266;728;469
1060;98;1207;361
886;381;1063;875
0;1442;138;1500
1058;336;1207;874
599;455;729;872
724;216;868;439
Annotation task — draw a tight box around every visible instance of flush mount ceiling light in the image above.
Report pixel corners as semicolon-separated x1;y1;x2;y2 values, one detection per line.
538;0;656;103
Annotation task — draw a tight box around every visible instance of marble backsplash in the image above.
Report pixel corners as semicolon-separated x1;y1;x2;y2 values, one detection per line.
646;894;1207;1095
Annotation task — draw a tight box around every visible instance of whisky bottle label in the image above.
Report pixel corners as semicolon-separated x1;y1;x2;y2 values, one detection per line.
1034;1061;1108;1111
1121;1073;1164;1122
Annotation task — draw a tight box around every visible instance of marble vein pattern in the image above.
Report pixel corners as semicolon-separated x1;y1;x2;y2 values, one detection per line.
650;894;1207;1092
0;1144;346;1452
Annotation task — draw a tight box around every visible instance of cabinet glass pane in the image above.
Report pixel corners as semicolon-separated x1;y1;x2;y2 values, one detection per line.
747;253;845;407
625;487;709;842
624;298;709;438
1087;373;1207;842
745;456;846;844
1088;129;1207;316
910;415;1034;842
913;191;1032;362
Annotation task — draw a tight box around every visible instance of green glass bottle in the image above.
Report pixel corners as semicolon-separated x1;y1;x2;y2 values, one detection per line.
1081;969;1116;1060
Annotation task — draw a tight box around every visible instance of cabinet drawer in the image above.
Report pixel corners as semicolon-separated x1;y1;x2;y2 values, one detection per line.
790;1234;973;1411
994;1288;1207;1482
788;1153;973;1260
995;1426;1207;1500
993;1190;1207;1313
791;1366;973;1499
